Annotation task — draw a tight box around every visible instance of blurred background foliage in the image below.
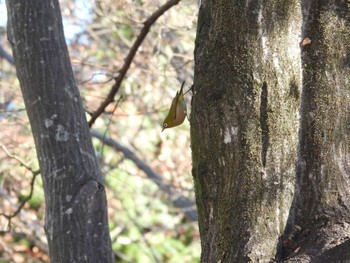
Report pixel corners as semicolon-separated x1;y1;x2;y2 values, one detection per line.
0;0;199;262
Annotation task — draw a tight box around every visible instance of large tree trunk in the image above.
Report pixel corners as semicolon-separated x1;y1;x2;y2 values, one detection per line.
191;0;301;261
6;1;113;262
285;1;350;261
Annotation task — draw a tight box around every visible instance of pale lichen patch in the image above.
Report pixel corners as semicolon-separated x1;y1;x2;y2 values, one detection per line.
40;133;49;139
44;119;54;128
55;124;69;142
45;114;58;128
224;128;231;144
65;208;73;215
224;126;239;144
31;96;41;105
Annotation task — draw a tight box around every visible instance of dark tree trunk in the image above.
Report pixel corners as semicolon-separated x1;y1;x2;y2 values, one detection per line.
191;0;301;262
285;0;350;261
6;1;113;262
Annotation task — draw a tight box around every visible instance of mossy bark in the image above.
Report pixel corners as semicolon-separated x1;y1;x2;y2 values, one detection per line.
284;1;350;261
191;0;301;261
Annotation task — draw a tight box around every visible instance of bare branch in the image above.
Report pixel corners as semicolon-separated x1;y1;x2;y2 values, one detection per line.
88;0;181;127
0;144;40;233
0;45;14;64
90;129;197;221
1;145;39;174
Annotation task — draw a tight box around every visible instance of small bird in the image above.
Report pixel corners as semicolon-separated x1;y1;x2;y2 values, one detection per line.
162;81;187;131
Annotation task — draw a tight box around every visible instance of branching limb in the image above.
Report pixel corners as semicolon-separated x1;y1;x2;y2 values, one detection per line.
0;144;40;233
88;0;181;127
90;129;197;221
1;145;39;174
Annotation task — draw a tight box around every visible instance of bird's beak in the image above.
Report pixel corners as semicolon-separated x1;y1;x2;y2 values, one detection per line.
162;127;165;132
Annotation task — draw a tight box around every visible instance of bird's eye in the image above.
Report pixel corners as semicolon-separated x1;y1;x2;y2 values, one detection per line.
164;123;168;128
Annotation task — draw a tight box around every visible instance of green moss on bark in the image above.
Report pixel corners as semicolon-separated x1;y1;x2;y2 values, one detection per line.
191;0;301;261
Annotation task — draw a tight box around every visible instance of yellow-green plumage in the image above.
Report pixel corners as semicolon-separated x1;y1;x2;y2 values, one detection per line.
162;82;187;131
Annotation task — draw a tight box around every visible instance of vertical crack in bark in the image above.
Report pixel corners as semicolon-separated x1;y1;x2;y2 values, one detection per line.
260;81;269;167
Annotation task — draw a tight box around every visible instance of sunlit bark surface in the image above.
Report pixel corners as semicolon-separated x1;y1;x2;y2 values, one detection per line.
191;1;301;261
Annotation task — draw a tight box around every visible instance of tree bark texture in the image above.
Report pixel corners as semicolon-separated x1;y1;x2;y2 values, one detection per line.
191;0;301;262
6;1;113;262
285;0;350;261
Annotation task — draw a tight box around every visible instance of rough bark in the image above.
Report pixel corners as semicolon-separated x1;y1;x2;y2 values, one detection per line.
191;0;301;262
6;1;113;262
284;0;350;261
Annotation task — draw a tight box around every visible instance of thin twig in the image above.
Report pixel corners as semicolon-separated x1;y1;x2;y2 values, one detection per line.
0;144;40;233
0;45;14;64
99;96;123;162
0;145;38;173
88;0;181;127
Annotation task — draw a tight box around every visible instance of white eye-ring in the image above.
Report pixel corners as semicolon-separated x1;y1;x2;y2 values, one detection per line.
164;123;168;128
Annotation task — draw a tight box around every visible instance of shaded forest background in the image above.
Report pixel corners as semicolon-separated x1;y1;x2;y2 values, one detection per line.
0;0;199;262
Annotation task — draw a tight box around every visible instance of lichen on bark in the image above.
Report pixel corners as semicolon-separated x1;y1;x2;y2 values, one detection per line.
191;0;301;261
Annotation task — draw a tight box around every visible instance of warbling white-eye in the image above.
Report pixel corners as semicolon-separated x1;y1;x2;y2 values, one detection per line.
162;81;187;131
